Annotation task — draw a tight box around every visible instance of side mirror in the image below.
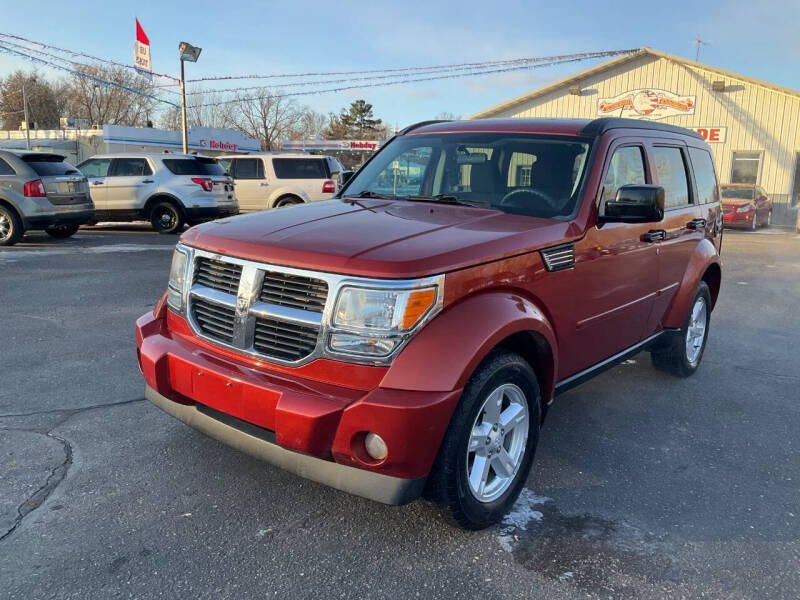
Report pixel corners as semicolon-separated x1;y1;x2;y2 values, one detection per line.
599;184;665;224
340;170;354;186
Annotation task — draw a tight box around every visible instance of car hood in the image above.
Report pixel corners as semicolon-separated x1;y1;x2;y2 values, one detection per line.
181;198;578;278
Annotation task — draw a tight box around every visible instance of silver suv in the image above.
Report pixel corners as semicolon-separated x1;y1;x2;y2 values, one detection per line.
0;149;94;246
77;153;238;233
218;153;344;212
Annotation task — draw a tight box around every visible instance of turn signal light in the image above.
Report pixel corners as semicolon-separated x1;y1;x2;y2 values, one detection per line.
191;177;214;192
322;180;336;193
402;288;436;329
23;179;46;197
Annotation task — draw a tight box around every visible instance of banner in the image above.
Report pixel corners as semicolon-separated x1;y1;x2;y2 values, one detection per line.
598;88;695;120
134;18;152;80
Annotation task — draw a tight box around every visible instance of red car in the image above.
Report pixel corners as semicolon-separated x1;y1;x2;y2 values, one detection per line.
721;183;772;229
137;118;723;529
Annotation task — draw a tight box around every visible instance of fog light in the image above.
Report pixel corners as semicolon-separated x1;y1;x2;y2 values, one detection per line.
364;432;388;461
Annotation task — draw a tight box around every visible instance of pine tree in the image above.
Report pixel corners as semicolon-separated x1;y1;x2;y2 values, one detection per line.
323;100;384;140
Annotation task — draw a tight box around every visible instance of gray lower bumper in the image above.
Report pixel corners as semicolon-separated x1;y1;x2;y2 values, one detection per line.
145;385;426;505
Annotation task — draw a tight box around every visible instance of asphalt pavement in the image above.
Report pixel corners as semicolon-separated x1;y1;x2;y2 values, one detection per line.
1;225;799;599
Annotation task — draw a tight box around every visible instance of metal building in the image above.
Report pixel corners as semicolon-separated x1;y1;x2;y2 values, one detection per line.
471;47;800;226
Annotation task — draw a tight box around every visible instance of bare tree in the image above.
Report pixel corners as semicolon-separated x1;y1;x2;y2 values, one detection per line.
0;70;66;129
292;109;328;140
63;64;158;127
228;89;306;151
158;88;235;132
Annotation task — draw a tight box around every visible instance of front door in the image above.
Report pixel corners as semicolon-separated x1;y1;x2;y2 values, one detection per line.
231;158;268;212
78;157;111;211
105;158;156;213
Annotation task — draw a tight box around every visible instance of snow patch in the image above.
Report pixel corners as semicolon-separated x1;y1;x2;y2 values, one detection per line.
497;489;549;552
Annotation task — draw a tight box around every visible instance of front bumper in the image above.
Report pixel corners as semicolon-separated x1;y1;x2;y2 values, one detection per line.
136;303;460;504
722;211;754;226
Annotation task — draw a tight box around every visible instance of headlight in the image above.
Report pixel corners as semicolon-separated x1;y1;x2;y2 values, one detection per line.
167;246;189;312
328;279;442;359
736;204;755;214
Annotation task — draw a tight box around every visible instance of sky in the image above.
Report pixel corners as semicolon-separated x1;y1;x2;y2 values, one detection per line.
0;0;797;132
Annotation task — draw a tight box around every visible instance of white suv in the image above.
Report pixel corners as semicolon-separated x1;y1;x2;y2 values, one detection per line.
77;153;238;233
218;153;344;212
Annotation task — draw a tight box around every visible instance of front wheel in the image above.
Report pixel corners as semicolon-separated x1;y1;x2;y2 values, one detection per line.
150;201;184;234
425;349;541;530
0;205;23;246
45;224;80;238
651;281;711;377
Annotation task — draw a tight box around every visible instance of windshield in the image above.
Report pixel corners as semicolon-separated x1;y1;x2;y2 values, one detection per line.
343;132;591;218
721;186;754;200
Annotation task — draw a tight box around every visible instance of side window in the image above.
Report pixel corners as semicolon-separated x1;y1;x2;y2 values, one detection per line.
0;158;14;176
110;158;152;177
77;158;111;178
272;158;329;179
652;147;691;209
602;146;646;204
688;148;718;205
233;158;263;179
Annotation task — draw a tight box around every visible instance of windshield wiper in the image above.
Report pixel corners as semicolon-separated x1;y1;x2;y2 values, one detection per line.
406;194;490;208
350;190;394;199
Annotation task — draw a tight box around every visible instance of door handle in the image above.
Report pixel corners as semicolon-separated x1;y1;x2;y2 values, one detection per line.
141;179;154;184
642;229;667;243
92;180;104;185
687;218;707;230
260;182;269;187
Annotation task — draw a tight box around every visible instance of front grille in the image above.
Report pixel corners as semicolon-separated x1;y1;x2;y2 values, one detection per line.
722;206;734;214
253;317;318;362
192;298;236;344
194;257;242;294
260;272;328;313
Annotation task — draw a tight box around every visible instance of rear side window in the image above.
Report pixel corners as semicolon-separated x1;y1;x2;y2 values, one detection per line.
272;158;328;179
23;156;80;176
0;158;14;175
653;147;691;209
602;146;646;203
233;158;264;179
688;148;718;205
162;158;225;176
78;158;111;178
110;158;152;177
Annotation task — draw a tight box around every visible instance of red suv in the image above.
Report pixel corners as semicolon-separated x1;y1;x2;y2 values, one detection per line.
136;118;723;529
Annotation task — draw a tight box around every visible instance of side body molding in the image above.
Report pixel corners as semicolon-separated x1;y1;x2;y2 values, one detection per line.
381;292;558;401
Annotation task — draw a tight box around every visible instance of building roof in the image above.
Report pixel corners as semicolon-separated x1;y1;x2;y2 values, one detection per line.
470;47;800;119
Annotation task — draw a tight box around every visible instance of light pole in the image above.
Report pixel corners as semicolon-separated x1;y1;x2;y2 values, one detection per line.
178;42;202;155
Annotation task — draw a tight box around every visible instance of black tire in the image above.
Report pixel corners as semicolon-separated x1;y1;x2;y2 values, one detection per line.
45;224;80;239
651;281;711;377
150;201;184;234
273;195;302;208
425;349;541;530
0;204;23;246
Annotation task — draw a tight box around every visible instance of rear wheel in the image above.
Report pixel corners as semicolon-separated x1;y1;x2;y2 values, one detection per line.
425;349;541;530
150;201;184;234
274;195;302;208
651;281;711;377
0;204;22;246
45;224;80;238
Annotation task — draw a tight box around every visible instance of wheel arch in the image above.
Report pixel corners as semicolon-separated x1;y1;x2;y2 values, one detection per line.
701;261;721;310
662;238;722;327
143;193;186;217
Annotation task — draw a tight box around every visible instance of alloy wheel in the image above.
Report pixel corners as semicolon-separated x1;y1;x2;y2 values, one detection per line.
685;296;708;366
466;383;529;503
0;212;10;241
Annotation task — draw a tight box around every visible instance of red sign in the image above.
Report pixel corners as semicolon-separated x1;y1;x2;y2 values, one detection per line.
134;18;152;80
199;139;239;151
693;127;727;143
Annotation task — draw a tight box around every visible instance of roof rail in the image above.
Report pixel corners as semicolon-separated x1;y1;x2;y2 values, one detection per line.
398;119;452;135
580;117;703;139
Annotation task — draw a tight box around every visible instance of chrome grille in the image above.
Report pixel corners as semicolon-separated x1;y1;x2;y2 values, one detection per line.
260;272;328;313
540;243;575;272
192;298;236;344
194;257;242;294
253;318;319;362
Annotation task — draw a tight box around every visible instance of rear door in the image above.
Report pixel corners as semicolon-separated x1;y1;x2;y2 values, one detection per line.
646;143;704;330
77;158;111;209
105;157;155;212
272;157;330;201
231;157;268;212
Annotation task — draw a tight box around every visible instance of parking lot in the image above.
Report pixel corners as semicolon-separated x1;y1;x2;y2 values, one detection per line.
1;226;799;599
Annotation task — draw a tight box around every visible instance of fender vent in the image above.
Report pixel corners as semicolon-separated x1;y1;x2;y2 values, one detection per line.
540;243;575;272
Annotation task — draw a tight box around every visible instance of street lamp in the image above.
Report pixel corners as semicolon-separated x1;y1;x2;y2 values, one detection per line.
178;41;202;154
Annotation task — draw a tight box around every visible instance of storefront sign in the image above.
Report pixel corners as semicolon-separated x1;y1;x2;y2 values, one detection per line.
200;139;239;151
134;18;152;80
282;140;384;152
693;127;727;143
598;88;695;119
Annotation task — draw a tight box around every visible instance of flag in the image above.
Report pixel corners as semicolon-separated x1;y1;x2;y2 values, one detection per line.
134;18;152;80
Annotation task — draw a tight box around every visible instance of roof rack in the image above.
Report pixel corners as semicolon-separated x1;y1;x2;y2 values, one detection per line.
397;119;452;135
580;117;703;139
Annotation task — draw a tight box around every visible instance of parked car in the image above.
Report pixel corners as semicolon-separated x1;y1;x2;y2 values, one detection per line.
217;153;344;212
137;117;723;529
0;149;94;246
720;183;772;230
76;153;237;233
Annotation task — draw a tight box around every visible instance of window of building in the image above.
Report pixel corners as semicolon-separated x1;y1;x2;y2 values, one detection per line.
653;147;691;209
110;158;152;177
689;148;718;205
731;152;761;184
602;146;646;204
